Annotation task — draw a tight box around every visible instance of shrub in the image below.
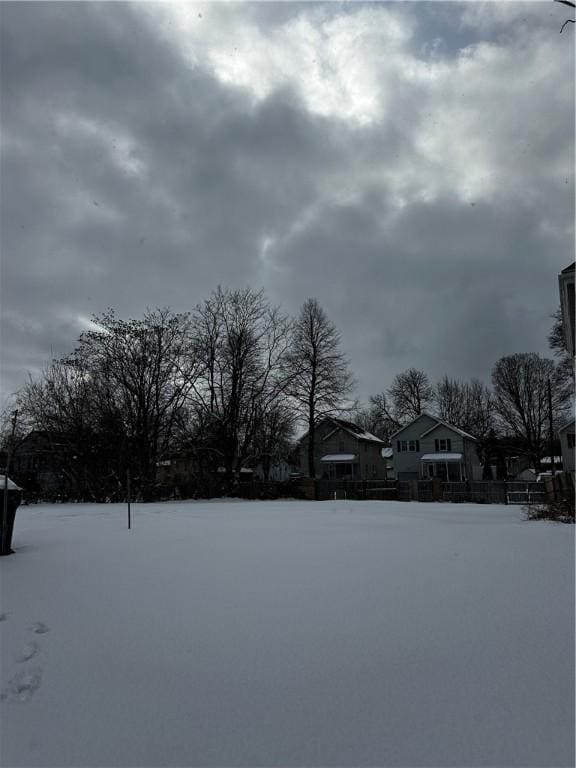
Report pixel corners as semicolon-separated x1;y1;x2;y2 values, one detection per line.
524;496;575;524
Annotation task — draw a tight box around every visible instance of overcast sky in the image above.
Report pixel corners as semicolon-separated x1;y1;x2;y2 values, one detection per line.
1;0;574;410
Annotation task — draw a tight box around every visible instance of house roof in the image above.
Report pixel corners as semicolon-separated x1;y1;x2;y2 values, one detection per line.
558;417;575;433
419;417;477;441
328;418;384;443
561;262;575;273
300;417;384;444
390;412;477;441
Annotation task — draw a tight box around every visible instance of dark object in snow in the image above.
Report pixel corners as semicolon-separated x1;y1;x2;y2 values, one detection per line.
0;476;22;555
524;496;575;524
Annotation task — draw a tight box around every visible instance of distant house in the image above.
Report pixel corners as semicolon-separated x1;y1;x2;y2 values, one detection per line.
391;413;482;482
11;430;73;496
298;417;388;480
252;460;291;482
558;418;575;475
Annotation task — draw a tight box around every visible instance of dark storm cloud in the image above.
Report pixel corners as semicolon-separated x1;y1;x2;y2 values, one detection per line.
269;190;560;392
1;1;573;409
0;2;340;400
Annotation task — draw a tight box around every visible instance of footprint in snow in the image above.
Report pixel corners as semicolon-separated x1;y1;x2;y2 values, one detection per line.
29;622;49;635
15;641;38;663
6;668;42;702
0;613;8;622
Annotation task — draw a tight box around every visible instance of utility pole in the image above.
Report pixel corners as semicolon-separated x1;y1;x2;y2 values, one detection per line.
127;467;131;530
2;410;19;554
547;378;555;476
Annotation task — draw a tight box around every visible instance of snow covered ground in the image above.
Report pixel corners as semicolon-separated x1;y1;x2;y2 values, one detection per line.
1;499;574;767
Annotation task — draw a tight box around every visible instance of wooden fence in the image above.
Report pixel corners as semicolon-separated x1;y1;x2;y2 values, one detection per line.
298;478;555;505
134;473;575;505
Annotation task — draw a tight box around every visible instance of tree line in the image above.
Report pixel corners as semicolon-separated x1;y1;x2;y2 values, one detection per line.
2;286;573;500
3;290;353;500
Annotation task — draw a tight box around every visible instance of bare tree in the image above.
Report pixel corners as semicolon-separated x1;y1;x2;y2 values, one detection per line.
283;298;354;478
388;368;434;423
251;402;296;480
435;376;496;475
62;308;199;500
354;392;400;444
435;377;495;437
1;400;33;456
491;353;570;470
14;359;107;499
191;287;292;483
554;0;575;33
548;305;575;393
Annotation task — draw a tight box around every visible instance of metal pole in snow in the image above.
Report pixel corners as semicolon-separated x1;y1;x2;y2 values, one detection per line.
547;378;555;474
127;468;131;530
547;377;556;501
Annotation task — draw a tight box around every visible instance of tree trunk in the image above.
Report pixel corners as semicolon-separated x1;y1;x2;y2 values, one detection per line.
263;454;271;481
307;421;316;479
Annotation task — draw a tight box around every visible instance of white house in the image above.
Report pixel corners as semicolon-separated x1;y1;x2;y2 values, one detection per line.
391;413;482;482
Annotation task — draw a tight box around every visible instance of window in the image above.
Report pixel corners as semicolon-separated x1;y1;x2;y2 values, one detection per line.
397;440;420;452
435;438;452;452
568;433;575;449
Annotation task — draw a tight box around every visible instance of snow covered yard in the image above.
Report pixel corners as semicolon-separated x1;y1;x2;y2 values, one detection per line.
0;499;573;767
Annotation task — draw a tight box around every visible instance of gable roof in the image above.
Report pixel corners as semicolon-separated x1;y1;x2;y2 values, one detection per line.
420;417;477;441
324;417;384;443
390;412;477;442
558;417;575;433
299;417;384;444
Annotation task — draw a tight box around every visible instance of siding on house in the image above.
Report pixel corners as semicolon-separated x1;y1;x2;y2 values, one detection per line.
392;413;437;479
558;262;575;358
391;413;482;481
298;418;388;479
559;418;575;474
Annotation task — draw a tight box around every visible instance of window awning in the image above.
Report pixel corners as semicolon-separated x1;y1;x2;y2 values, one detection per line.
421;453;463;461
321;454;356;462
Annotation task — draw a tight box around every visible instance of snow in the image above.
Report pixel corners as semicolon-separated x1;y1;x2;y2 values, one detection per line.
355;430;385;443
1;499;574;767
421;452;464;461
540;456;563;465
320;453;356;462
